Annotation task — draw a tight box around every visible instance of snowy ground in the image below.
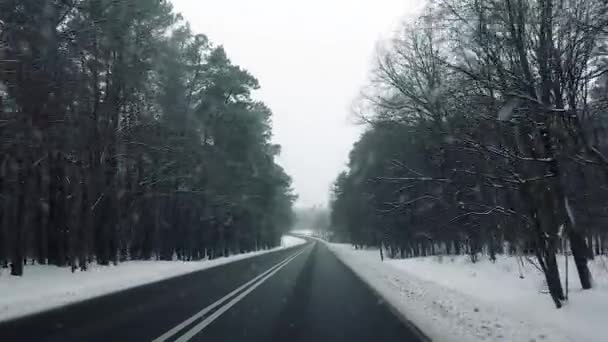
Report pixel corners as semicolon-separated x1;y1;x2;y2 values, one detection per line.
328;243;608;342
0;235;305;322
280;235;307;247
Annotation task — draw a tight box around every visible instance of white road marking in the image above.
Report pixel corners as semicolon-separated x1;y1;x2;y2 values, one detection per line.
152;245;311;342
174;245;310;342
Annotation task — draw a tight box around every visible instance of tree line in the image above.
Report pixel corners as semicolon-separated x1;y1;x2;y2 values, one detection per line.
330;0;608;308
0;0;295;276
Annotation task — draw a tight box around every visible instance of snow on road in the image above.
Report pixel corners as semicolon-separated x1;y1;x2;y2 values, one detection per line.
0;235;305;322
328;243;608;342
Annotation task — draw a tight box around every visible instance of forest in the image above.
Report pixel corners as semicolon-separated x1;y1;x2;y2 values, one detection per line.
330;0;608;308
0;0;295;276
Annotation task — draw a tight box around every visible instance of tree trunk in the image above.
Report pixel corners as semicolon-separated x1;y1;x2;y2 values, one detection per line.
568;230;592;289
12;153;26;276
453;239;460;255
0;156;9;268
542;251;565;308
36;162;49;265
489;234;497;262
48;152;67;266
561;195;592;290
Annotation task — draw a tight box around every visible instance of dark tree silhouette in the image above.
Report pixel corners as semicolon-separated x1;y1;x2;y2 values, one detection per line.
0;0;295;275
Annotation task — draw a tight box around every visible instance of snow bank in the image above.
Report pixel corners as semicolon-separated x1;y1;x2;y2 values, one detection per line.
281;235;307;247
328;243;608;342
0;235;306;322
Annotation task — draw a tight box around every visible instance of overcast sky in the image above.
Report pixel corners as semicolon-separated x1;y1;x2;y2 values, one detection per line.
171;0;423;208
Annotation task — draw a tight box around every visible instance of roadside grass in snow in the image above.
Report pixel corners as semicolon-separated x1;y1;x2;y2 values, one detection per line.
0;235;305;322
328;243;608;342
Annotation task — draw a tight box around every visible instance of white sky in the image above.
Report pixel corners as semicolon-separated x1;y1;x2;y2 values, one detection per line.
171;0;424;207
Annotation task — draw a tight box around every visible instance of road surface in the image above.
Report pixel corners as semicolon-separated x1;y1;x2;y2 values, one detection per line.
0;241;425;342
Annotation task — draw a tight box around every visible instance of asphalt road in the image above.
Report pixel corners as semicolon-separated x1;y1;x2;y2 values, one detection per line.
0;241;425;342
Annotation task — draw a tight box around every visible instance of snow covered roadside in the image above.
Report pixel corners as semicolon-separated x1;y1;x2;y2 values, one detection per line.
0;235;306;322
280;235;307;247
327;243;608;342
